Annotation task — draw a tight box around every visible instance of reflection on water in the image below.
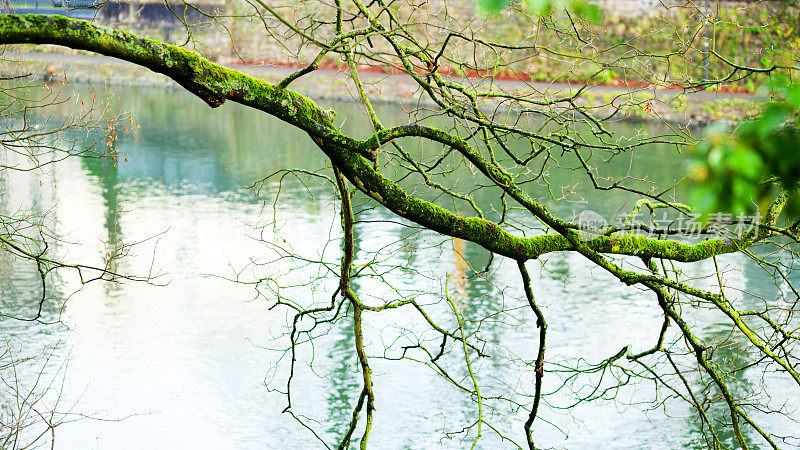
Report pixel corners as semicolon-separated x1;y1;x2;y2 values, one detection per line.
1;84;798;449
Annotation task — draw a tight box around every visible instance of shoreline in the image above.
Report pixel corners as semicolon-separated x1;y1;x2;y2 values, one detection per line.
3;50;764;126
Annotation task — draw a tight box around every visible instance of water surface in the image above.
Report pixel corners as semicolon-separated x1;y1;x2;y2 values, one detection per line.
1;84;797;449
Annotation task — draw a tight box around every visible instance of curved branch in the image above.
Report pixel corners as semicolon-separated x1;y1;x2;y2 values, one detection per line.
0;14;775;265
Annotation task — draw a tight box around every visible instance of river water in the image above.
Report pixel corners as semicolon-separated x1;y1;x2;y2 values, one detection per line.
1;84;797;449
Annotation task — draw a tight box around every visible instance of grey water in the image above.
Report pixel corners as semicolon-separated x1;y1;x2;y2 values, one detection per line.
1;84;797;449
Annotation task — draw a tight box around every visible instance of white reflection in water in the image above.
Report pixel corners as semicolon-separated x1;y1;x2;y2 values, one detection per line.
0;85;797;449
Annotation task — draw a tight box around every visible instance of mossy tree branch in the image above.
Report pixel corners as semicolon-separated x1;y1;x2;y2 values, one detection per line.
0;14;787;266
4;7;799;449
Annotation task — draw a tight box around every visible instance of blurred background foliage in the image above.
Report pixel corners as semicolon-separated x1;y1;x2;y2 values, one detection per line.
478;0;601;22
477;0;800;224
691;78;800;219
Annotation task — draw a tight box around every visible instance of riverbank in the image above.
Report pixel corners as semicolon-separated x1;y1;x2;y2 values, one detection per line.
2;50;764;125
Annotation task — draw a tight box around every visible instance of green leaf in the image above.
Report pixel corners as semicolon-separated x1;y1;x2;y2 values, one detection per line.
757;105;788;137
478;0;509;12
524;0;552;15
706;145;725;170
731;148;764;180
568;0;602;24
688;185;717;214
786;84;800;108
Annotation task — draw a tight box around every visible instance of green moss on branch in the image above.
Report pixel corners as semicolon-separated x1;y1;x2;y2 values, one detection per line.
0;14;754;264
